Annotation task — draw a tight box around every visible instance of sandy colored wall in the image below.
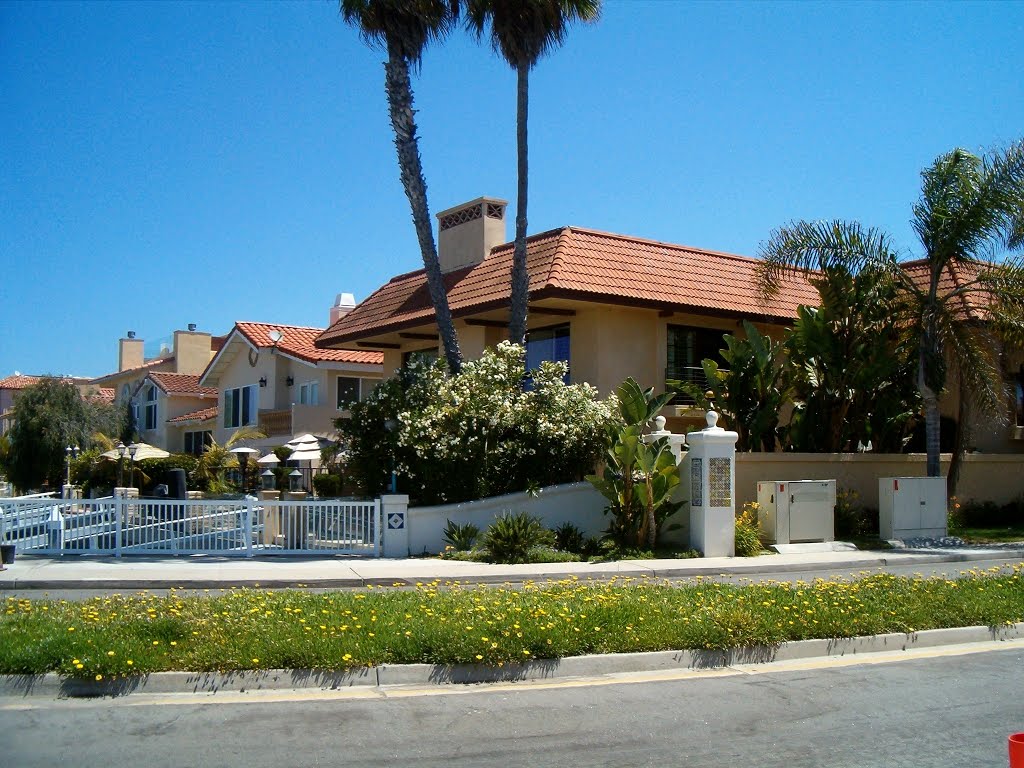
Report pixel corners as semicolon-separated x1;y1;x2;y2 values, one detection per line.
734;452;1024;509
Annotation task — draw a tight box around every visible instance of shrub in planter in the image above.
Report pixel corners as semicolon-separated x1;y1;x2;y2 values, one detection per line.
553;522;587;554
442;520;480;551
735;504;763;557
483;511;555;564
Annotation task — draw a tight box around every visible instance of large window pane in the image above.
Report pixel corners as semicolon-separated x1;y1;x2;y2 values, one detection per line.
525;324;570;385
337;377;360;409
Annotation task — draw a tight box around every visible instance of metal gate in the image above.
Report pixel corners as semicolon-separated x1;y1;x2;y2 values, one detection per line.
0;496;381;557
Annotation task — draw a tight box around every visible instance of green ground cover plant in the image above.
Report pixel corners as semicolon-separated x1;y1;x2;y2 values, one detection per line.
3;564;1021;680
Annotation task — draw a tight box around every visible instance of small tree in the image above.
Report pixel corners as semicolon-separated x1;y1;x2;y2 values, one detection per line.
4;377;122;492
587;378;682;549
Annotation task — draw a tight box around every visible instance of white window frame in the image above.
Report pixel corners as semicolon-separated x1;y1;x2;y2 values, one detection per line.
144;386;158;431
299;380;320;406
224;384;258;429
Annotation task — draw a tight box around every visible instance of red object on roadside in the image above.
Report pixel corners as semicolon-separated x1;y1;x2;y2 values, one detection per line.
1010;733;1024;768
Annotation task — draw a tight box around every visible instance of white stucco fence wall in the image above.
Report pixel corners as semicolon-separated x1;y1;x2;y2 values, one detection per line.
405;482;608;556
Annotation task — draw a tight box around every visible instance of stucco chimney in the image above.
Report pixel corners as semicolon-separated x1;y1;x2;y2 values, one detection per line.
436;196;508;274
173;329;214;375
119;333;144;372
330;293;356;326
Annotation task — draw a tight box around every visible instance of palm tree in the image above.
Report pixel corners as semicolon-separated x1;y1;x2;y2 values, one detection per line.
759;139;1024;489
465;0;600;345
196;427;266;495
341;0;464;372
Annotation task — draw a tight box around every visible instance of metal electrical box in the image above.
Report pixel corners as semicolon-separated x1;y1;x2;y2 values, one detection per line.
878;477;946;540
756;480;836;545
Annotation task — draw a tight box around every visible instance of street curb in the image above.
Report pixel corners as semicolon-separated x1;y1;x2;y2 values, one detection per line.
2;622;1022;699
2;549;1022;591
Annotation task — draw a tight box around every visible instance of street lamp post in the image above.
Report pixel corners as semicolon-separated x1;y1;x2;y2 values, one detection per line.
116;441;127;488
65;445;80;486
127;443;139;489
230;447;260;494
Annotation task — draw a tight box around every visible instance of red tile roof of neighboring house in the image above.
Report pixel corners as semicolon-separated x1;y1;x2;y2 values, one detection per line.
147;373;218;397
91;388;116;404
167;406;219;425
235;322;383;365
316;226;822;346
89;356;176;385
901;258;992;321
0;374;44;390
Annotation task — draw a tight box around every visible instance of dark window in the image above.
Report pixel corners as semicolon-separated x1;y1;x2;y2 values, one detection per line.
144;386;158;430
224;385;256;429
184;430;213;456
337;377;361;409
526;324;570;384
667;325;729;402
402;348;439;368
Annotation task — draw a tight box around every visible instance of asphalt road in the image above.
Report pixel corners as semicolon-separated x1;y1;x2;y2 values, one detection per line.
3;644;1023;768
4;555;1021;601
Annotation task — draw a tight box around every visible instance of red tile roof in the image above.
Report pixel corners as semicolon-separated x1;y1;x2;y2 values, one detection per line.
91;388;116;404
316;226;821;345
89;356;176;385
148;373;218;397
901;258;991;321
0;374;43;390
167;406;219;425
235;322;383;365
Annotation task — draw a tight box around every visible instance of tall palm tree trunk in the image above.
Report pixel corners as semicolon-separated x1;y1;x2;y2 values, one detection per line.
508;60;530;345
384;41;462;373
918;341;942;478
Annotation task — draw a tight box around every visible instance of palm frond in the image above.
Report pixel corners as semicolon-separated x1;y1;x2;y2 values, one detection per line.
757;219;899;299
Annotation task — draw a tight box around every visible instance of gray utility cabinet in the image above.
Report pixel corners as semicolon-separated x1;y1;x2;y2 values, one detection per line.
756;480;836;545
878;477;947;540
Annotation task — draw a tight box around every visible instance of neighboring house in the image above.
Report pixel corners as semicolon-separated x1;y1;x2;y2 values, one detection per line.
902;259;1024;453
0;374;43;434
131;372;219;454
316;195;1024;451
1;373;92;435
315;196;817;433
200;314;384;451
86;327;224;409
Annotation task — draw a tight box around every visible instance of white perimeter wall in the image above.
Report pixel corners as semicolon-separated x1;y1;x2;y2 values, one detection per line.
407;482;607;556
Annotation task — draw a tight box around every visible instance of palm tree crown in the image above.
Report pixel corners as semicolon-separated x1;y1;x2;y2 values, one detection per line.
759;139;1024;486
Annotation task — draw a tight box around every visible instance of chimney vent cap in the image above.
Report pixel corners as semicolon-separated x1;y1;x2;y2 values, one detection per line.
187;323;197;332
127;331;136;339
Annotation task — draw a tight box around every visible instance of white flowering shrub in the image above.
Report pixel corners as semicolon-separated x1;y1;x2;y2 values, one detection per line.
338;342;617;504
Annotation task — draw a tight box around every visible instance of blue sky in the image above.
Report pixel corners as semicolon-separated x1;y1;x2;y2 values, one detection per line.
2;0;1022;377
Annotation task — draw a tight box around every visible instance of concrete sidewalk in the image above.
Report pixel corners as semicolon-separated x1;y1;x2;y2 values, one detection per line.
2;546;1023;590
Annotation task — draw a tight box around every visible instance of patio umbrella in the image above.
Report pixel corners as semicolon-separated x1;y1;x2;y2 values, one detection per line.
99;442;170;461
283;433;332;463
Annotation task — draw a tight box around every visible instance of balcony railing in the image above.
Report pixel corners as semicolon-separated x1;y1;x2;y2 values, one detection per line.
665;366;726;406
258;409;291;437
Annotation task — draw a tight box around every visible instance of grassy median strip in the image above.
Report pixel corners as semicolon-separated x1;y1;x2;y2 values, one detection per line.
2;564;1023;680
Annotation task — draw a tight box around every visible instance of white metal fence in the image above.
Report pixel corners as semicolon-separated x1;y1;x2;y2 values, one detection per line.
0;496;381;557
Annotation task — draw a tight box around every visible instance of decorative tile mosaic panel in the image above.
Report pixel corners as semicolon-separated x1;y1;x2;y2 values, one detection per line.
690;458;703;507
709;457;732;507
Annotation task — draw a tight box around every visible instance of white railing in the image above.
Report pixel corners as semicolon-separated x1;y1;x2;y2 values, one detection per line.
0;497;381;557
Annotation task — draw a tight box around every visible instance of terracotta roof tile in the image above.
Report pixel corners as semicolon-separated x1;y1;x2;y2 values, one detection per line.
317;227;821;345
0;374;43;390
901;258;991;321
235;322;383;365
89;356;176;385
91;388;116;404
148;373;218;397
167;406;219;425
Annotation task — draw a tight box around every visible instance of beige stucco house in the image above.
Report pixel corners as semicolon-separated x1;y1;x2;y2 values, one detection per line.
199;315;383;452
315;195;1024;450
315;196;817;433
87;327;223;412
132;372;219;454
